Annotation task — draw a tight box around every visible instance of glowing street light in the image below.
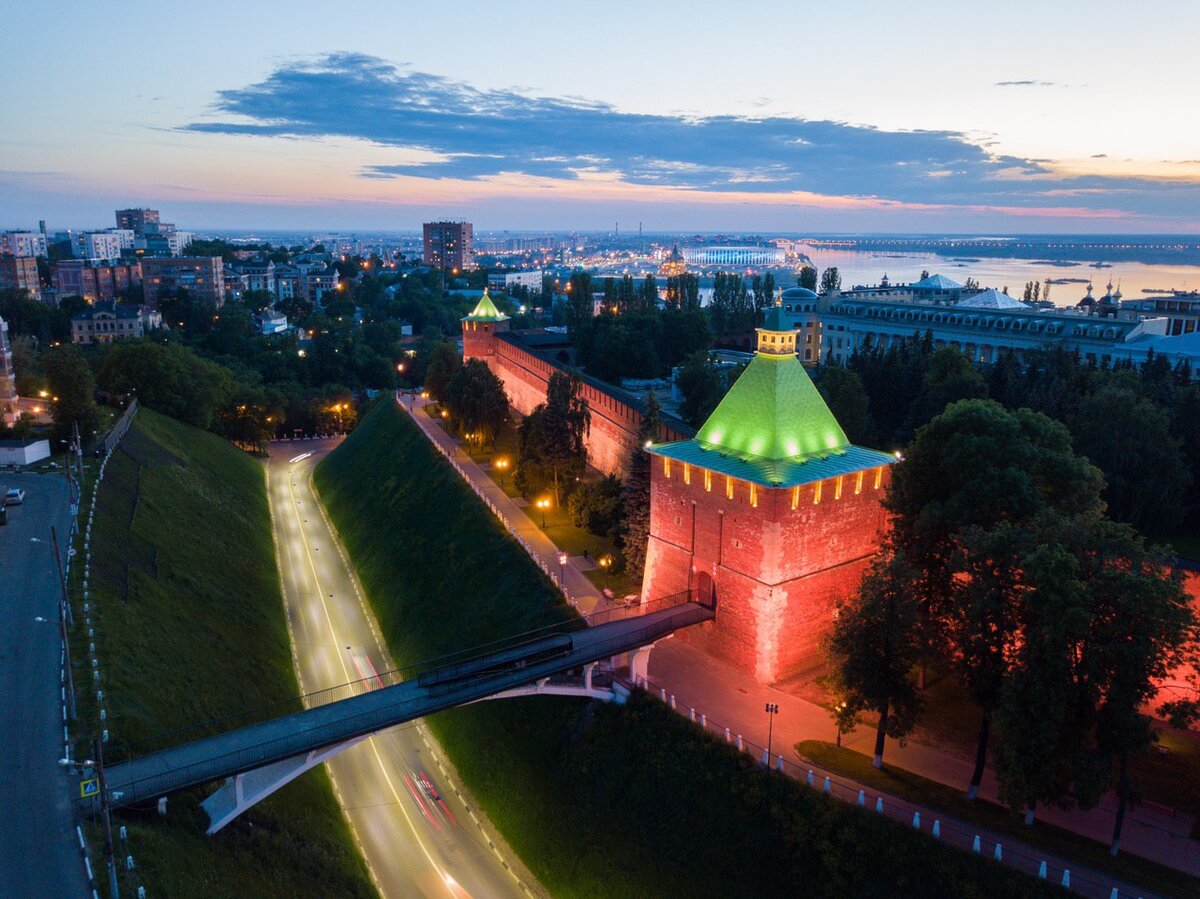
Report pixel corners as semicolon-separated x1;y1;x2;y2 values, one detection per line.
536;497;551;528
598;553;613;589
494;457;510;487
558;551;569;582
765;702;779;762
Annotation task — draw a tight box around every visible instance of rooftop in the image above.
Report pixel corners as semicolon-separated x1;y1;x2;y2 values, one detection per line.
462;289;509;322
910;273;965;290
955;288;1030;311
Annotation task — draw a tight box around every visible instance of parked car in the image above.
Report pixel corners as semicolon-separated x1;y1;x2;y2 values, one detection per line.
5;488;25;505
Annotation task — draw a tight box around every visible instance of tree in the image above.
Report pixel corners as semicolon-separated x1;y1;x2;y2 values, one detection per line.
424;340;461;405
817;668;862;748
445;358;509;448
566;271;594;336
675;352;728;428
568;474;624;540
42;344;99;441
817;365;872;444
621;392;662;582
828;550;925;768
887;399;1106;795
519;370;590;505
1068;385;1191;533
820;267;842;293
98;341;234;430
798;266;818;292
900;347;987;439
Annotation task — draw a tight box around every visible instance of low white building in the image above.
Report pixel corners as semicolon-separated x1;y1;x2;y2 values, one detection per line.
0;438;50;466
0;231;48;258
487;270;543;292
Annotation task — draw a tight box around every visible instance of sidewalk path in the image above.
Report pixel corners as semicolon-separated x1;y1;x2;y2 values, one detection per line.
400;395;615;618
398;392;1193;897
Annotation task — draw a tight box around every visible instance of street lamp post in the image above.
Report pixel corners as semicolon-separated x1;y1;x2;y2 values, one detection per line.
558;551;568;583
536;497;550;528
494;457;509;487
598;553;613;590
765;702;779;762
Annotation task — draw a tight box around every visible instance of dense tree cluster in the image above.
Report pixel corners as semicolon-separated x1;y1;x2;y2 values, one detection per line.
828;399;1198;851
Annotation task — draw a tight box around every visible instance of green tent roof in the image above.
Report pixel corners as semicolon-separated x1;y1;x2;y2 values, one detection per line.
696;352;849;461
462;290;508;322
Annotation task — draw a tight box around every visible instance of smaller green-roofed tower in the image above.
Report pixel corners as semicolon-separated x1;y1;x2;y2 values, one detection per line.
461;288;510;362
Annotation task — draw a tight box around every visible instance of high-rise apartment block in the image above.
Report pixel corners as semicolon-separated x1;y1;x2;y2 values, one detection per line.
0;255;42;301
0;231;48;258
423;221;474;270
141;256;224;307
52;260;142;304
115;208;161;235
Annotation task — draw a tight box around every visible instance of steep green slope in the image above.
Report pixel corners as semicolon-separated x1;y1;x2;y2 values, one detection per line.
315;399;1058;898
86;408;374;898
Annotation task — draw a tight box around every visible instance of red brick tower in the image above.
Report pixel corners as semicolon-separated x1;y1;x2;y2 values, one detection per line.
641;296;895;682
461;289;509;364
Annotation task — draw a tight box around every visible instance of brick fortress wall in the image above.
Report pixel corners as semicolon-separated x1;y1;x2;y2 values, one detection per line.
640;460;891;682
464;320;690;477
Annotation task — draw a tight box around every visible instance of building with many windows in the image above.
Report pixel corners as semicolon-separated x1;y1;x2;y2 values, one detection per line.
141;256;224;307
71;303;162;345
0;254;41;301
487;269;543;292
0;316;17;425
682;245;785;268
115;208;160;234
0;231;48;258
72;231;125;262
52;260;141;304
817;282;1200;368
423;221;474;270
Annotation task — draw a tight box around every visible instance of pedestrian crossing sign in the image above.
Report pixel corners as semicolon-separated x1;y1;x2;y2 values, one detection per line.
80;778;99;799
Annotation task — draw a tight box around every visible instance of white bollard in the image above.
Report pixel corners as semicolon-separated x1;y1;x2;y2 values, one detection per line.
971;835;981;853
912;811;920;829
776;754;784;772
762;748;769;766
1108;889;1118;899
823;776;830;794
1037;861;1047;879
993;843;1002;861
736;734;743;751
700;714;706;728
669;694;676;711
660;687;667;703
807;770;814;787
856;789;865;806
120;826;127;841
689;707;695;722
724;727;731;743
1061;870;1070;888
932;820;940;838
875;797;884;813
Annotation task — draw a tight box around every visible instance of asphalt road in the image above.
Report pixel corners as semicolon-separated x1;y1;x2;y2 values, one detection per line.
266;440;534;899
0;470;88;897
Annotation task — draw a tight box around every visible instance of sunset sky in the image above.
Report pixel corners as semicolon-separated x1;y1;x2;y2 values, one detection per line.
4;0;1199;232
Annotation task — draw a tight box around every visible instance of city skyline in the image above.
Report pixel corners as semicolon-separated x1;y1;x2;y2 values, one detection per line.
4;0;1200;232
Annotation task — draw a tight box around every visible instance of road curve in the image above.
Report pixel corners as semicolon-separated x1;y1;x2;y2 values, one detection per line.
266;439;534;899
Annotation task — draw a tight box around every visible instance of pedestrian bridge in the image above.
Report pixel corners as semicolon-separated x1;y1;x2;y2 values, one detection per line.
78;596;713;832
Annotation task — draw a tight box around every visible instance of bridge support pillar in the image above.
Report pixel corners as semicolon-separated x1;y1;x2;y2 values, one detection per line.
201;735;367;834
629;644;654;687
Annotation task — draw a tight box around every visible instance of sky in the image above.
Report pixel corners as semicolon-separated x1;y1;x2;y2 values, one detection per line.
3;0;1199;234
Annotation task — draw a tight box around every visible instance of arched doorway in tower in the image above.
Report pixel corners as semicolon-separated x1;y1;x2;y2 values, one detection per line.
695;572;717;609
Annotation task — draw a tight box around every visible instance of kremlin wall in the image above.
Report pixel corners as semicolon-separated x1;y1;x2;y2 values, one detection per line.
463;291;894;683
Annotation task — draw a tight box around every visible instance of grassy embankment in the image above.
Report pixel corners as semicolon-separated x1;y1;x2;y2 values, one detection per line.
82;408;374;899
423;402;639;597
797;741;1200;899
315;399;1059;898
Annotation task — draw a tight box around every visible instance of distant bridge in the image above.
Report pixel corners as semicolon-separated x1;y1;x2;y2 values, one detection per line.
77;597;713;832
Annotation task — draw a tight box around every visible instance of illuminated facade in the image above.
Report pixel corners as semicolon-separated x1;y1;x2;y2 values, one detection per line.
682;246;785;267
423;220;474;271
658;244;688;277
0;316;17;425
642;296;894;682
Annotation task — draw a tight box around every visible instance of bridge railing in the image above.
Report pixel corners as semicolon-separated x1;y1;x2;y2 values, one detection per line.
99;601;714;807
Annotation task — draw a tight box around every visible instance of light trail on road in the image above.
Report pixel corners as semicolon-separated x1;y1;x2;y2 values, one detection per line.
268;439;533;899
